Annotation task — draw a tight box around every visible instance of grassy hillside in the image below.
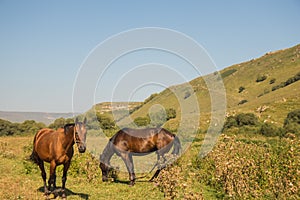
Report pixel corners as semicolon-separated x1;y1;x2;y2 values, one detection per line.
127;44;300;129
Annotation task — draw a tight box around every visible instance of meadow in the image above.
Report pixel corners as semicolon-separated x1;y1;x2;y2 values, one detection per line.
1;122;299;199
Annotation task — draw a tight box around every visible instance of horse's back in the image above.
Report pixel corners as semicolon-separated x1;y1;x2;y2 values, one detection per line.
119;127;164;137
112;128;175;153
33;128;61;162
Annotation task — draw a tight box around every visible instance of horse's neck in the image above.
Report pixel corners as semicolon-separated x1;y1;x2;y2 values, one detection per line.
63;126;75;151
100;141;114;164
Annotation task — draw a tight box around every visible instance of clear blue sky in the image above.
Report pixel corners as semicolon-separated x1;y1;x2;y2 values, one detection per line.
0;0;299;113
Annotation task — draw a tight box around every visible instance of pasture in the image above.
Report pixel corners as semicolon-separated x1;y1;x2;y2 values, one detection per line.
1;128;299;199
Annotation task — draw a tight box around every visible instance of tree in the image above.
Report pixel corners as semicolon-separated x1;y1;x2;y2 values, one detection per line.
48;118;67;129
0;119;19;136
96;113;115;130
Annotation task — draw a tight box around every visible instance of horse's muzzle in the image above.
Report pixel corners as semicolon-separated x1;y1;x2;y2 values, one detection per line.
78;145;86;153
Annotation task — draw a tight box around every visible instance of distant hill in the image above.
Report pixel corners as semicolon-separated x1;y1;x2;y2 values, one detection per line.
92;102;142;114
0;111;77;125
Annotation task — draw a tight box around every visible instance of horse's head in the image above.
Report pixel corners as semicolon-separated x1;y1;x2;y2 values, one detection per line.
74;117;87;153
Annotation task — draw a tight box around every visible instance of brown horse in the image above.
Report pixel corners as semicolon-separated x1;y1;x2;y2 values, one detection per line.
30;118;87;199
99;128;181;186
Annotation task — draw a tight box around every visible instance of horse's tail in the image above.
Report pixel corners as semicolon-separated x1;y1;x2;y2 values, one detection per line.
30;150;38;164
29;133;39;164
172;135;181;155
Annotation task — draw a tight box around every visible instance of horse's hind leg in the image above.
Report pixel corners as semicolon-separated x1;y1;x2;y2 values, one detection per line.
48;161;57;192
37;160;49;195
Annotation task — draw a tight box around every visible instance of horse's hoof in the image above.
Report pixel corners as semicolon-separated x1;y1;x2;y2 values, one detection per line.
61;193;67;199
129;181;135;186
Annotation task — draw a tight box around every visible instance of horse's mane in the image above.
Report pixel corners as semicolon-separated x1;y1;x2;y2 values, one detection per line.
63;123;75;134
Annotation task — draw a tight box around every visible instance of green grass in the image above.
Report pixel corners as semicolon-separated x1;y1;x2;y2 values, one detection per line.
0;136;165;200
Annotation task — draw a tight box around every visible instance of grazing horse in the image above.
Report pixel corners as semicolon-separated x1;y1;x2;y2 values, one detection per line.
100;128;181;186
30;118;87;199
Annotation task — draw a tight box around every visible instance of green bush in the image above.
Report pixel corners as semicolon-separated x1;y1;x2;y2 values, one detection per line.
222;113;260;133
221;69;237;79
222;116;238;130
238;99;248;105
269;78;276;84
272;72;300;91
236;113;258;126
48;117;73;129
283;109;300;136
134;116;150;127
166;108;176;120
260;123;283;137
256;74;267;82
238;86;245;93
0;119;45;136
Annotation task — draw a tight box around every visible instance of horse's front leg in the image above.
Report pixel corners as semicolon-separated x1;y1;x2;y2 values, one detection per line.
61;161;71;199
121;153;135;186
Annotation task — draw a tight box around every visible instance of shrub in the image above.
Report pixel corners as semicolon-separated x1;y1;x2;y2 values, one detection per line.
236;113;258;126
222;113;259;133
271;72;300;91
284;109;300;125
222;116;238;130
260;123;282;137
238;86;245;93
269;78;276;84
221;69;237;79
256;74;267;82
194;135;300;199
283;109;300;136
155;156;204;200
166;108;176;120
238;99;248;105
134;116;150;127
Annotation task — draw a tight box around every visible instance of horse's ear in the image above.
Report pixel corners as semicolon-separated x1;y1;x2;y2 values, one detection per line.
83;117;87;124
75;117;79;124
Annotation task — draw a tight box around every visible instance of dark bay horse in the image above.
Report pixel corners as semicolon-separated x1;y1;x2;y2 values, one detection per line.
100;128;181;186
30;118;87;198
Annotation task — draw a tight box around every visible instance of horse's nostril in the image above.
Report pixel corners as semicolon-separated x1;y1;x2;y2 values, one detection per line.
78;146;86;153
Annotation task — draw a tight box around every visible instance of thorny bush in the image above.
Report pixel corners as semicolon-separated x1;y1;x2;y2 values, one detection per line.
195;135;300;199
154;154;203;200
